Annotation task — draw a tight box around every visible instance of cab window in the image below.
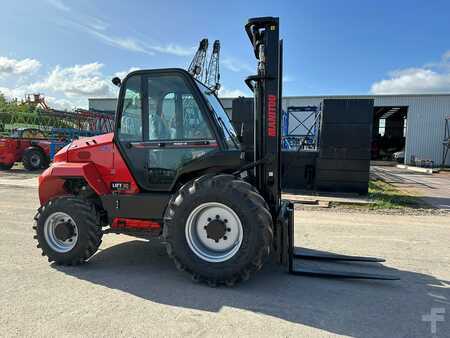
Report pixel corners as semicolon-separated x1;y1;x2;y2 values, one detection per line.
118;75;142;141
147;75;212;141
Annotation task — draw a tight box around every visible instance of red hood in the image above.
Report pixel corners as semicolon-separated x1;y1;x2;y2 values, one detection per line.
67;133;114;151
53;133;114;163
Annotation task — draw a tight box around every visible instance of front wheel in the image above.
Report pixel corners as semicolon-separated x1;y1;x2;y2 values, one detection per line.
34;196;103;265
23;148;48;171
163;174;273;286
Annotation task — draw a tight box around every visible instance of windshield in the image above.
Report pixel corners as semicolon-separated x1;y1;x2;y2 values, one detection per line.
10;130;20;138
195;80;239;150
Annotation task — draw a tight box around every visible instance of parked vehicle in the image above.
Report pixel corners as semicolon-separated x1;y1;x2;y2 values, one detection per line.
393;149;405;163
0;128;59;171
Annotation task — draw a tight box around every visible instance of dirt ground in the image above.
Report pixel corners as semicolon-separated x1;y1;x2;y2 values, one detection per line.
372;166;450;210
1;169;450;337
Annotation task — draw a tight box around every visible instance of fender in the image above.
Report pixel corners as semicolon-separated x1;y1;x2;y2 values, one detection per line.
39;161;109;205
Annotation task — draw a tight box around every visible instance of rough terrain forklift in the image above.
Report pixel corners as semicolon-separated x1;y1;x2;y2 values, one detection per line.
34;17;397;285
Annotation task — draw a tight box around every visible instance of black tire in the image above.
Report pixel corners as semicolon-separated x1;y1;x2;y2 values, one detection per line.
163;174;273;286
0;163;14;170
34;196;103;265
23;148;48;171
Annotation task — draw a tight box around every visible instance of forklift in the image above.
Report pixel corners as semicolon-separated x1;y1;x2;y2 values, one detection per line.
34;17;397;285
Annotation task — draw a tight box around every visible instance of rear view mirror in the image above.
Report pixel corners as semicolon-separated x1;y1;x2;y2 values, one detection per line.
112;77;121;87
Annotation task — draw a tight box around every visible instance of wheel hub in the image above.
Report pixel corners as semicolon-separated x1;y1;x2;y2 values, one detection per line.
204;217;229;242
30;154;41;166
54;221;75;241
185;202;243;263
43;212;78;253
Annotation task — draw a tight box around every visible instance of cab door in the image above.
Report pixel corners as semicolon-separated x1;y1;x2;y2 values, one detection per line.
115;74;147;187
116;70;218;192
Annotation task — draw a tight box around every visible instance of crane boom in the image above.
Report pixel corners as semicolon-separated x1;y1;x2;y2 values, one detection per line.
188;38;208;81
205;40;221;93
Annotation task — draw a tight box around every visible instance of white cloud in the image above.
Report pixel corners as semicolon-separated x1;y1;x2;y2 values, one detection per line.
150;44;194;56
0;85;81;110
87;30;156;55
45;96;77;111
86;17;109;31
71;19;193;57
222;57;254;73
443;50;450;61
0;57;41;77
83;27;194;57
46;0;70;12
91;30;194;57
114;67;141;79
0;86;27;100
371;51;450;94
0;57;120;109
218;86;248;98
53;8;194;58
30;62;114;98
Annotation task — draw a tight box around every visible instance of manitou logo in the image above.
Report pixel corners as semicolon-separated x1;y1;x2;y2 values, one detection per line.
267;94;277;137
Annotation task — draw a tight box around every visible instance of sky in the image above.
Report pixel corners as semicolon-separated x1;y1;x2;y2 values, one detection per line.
0;0;449;110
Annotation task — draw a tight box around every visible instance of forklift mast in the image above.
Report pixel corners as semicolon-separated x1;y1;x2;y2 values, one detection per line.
244;17;283;215
244;17;398;281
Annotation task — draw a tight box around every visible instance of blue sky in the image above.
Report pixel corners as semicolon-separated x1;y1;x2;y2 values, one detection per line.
0;0;449;109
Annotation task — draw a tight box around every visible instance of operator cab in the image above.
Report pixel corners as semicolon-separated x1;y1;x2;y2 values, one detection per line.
115;68;241;192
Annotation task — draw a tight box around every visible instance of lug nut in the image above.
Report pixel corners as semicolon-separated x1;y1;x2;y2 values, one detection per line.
224;219;228;223
215;215;220;219
227;228;231;232
223;236;227;240
207;218;211;222
204;226;207;229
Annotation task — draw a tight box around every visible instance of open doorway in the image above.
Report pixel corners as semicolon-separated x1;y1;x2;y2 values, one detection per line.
372;106;408;162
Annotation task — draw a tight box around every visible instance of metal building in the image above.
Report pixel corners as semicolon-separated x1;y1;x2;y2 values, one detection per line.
88;98;116;115
89;93;450;166
221;94;450;167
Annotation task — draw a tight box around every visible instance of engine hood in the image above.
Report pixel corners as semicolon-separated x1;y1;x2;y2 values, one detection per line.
54;133;114;163
68;133;114;151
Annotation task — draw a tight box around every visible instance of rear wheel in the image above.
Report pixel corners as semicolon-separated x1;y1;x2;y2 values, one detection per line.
34;196;103;265
0;163;14;170
164;174;273;286
23;148;48;171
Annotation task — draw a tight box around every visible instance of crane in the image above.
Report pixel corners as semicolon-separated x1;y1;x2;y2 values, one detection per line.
205;40;221;93
188;38;208;81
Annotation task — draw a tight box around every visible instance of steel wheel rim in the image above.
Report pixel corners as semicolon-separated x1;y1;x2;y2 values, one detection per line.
185;202;243;263
43;212;78;253
30;154;41;167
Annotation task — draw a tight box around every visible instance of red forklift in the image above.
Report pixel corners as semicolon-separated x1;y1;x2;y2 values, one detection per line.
0;128;52;171
34;17;397;285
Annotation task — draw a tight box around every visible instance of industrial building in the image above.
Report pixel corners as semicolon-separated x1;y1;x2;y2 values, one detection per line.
223;94;450;167
89;93;450;167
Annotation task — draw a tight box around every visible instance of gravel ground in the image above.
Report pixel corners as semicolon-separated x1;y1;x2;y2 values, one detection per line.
296;204;450;216
1;180;450;337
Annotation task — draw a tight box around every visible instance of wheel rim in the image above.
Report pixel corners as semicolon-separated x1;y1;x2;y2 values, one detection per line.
43;212;78;253
30;154;41;167
185;202;243;263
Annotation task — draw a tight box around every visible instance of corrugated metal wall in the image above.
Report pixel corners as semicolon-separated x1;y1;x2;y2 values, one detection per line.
221;94;450;166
